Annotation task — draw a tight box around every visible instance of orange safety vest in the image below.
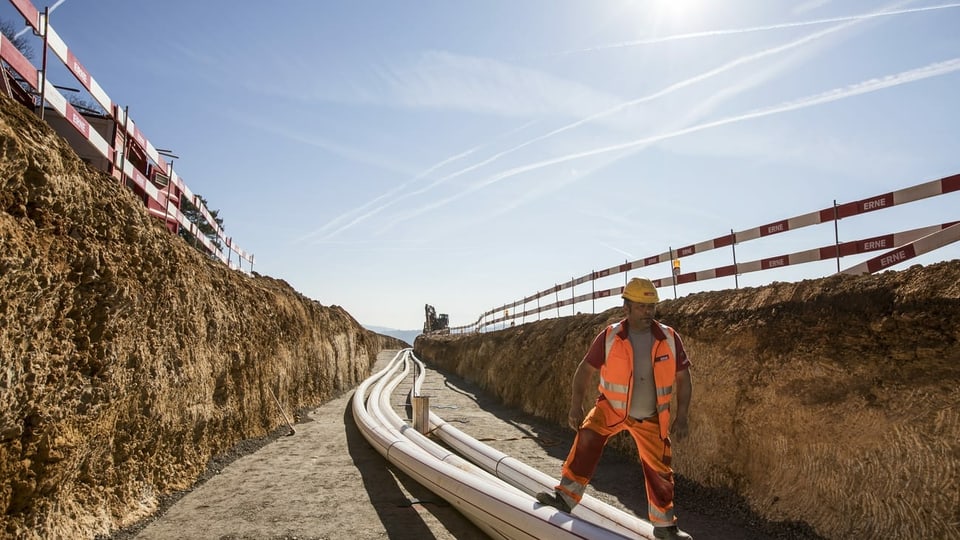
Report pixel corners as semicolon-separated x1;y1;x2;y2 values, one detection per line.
597;320;678;439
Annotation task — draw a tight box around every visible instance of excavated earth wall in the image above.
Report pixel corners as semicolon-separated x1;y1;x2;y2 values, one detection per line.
0;95;402;539
415;263;960;540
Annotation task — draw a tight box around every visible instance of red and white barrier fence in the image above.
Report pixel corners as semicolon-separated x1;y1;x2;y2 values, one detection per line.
452;174;959;333
1;0;254;271
841;221;960;276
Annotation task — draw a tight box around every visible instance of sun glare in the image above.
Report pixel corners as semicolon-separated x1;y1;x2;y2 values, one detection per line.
655;0;698;19
633;0;711;28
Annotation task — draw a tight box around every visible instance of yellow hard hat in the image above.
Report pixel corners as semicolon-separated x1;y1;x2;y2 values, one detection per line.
622;277;659;304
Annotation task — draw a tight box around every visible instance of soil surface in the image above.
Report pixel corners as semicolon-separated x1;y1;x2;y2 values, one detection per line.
104;349;822;540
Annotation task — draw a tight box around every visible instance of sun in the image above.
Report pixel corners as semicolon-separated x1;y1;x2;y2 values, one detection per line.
653;0;700;19
613;0;714;36
633;0;711;27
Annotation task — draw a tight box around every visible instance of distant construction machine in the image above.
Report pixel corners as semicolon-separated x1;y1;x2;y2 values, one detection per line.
423;304;450;334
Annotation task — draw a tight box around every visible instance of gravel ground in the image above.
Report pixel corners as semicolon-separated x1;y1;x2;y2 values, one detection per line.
102;350;825;540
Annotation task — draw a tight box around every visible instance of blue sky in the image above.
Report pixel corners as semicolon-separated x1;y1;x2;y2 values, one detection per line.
5;0;959;331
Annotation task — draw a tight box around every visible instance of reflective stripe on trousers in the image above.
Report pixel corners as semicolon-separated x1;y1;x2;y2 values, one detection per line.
554;402;676;528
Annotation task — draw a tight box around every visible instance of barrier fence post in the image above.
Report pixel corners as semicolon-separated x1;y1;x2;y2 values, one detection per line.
669;247;678;299
833;200;841;273
157;154;177;233
119;106;130;185
591;272;595;314
38;7;48;121
731;229;739;289
555;285;560;318
673;258;681;292
166;160;174;232
570;277;575;316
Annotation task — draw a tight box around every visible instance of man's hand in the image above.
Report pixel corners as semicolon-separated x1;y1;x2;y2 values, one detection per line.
672;369;692;441
567;404;585;431
671;415;689;440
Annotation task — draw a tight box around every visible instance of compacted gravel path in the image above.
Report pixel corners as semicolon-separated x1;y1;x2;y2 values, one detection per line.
107;350;823;539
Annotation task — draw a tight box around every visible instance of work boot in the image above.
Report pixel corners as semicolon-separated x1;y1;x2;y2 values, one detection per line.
653;525;693;539
535;491;572;513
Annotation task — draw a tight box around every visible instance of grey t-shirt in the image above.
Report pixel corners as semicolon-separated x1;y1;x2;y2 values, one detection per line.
628;325;657;419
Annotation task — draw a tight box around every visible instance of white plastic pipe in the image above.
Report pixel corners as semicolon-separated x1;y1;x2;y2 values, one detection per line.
373;353;540;521
364;352;632;538
352;350;635;539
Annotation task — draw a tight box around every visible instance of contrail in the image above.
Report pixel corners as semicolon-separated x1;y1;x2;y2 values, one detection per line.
519;0;920;143
374;0;922;234
225;109;478;245
330;17;855;241
301;120;537;243
385;58;960;227
295;145;481;243
15;0;70;38
560;3;960;55
313;0;940;240
377;3;899;230
600;242;635;260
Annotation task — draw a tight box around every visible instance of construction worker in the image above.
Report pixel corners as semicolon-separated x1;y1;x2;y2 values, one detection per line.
537;277;694;540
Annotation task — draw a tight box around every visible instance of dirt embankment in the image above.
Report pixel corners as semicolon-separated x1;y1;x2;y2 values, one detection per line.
415;264;960;540
0;94;404;540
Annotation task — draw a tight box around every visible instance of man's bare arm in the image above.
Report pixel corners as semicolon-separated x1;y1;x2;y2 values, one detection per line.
672;369;692;439
568;360;596;430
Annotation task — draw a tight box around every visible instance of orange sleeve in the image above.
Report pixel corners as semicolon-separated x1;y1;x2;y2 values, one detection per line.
584;328;607;369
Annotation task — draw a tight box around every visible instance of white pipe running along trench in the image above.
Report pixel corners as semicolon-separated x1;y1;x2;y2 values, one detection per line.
406;350;656;540
359;350;633;539
352;349;636;539
368;352;543;532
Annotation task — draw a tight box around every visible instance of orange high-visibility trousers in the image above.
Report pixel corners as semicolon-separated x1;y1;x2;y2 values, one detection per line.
555;403;676;527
